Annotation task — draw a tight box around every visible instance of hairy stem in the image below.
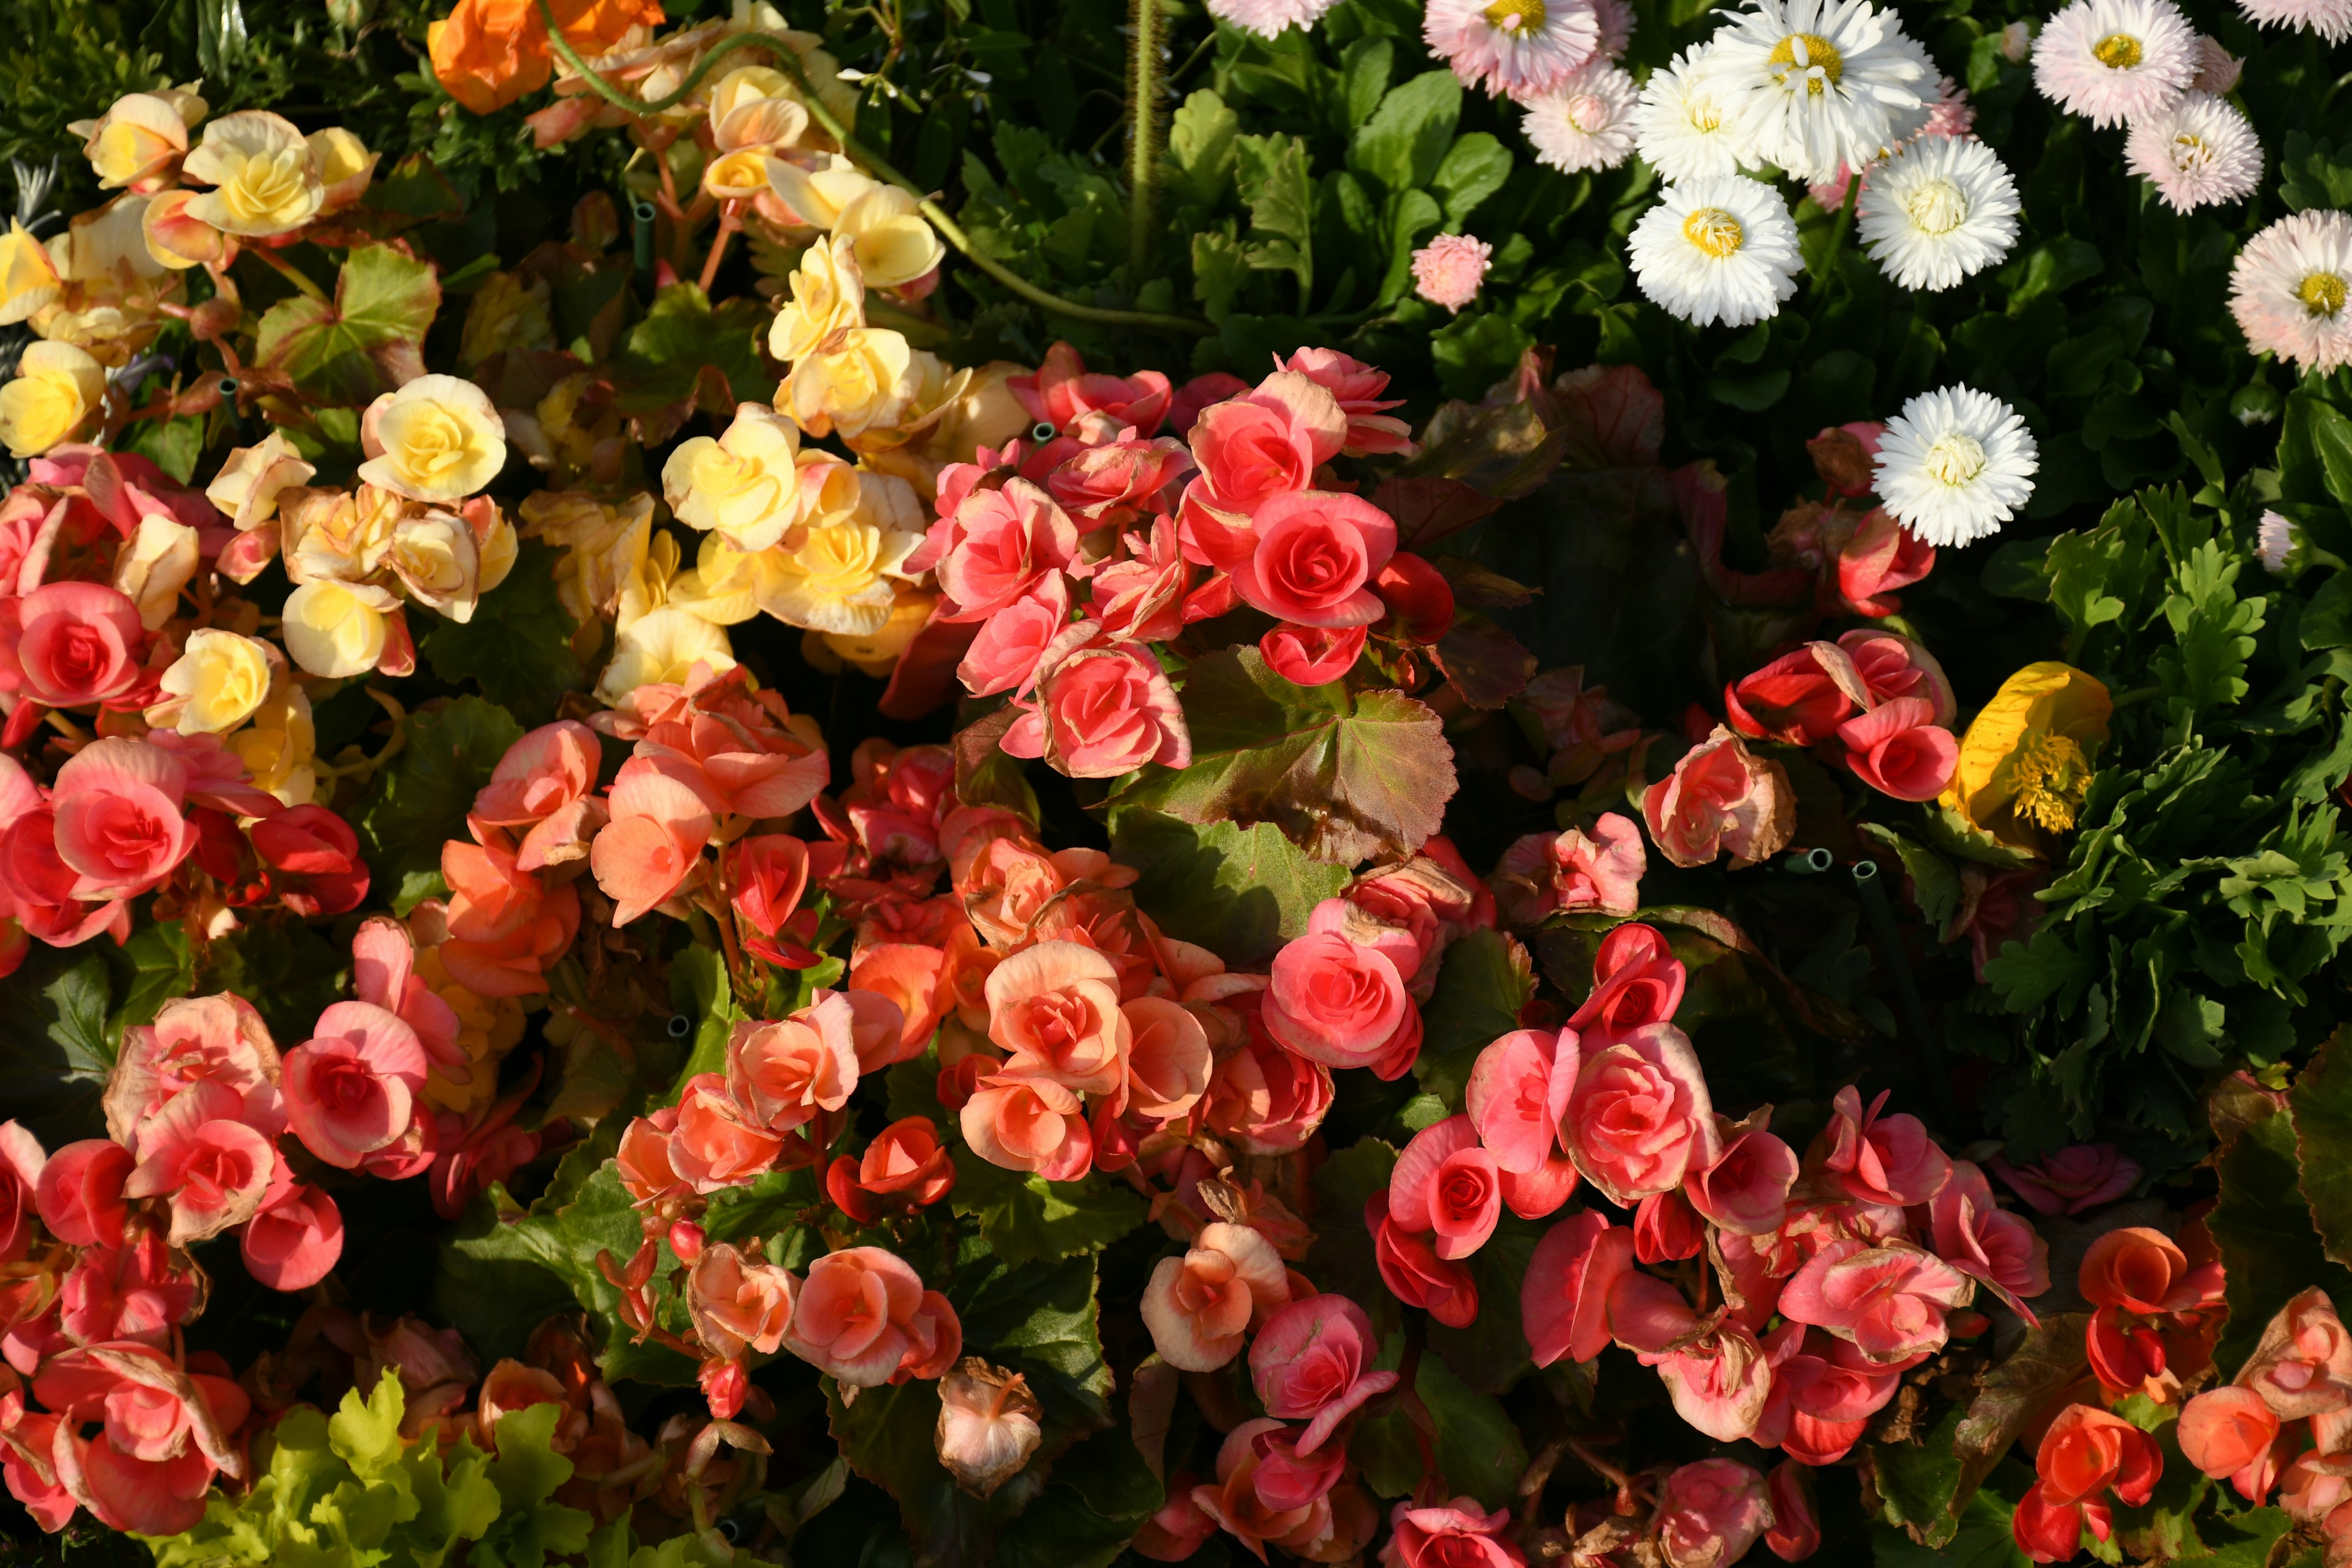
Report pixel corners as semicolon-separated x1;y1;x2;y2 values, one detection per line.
1127;0;1162;279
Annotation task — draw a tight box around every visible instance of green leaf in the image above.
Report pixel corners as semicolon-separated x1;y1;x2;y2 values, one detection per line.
2209;1099;2352;1370
330;1371;408;1479
198;916;349;1055
1110;809;1349;967
1235;132;1314;296
2176;1507;2294;1567
255;244;440;406
108;920;194;1039
1349;70;1461;193
356;696;526;896
2291;1028;2352;1270
1949;1314;2092;1525
1860;825;1962;934
1355;1343;1527;1509
1166;89;1240;208
1872;1404;1969;1548
987;1425;1162;1568
605;282;771;434
948;1148;1147;1266
1872;1462;2036;1568
421;541;586;725
1412;928;1535;1107
1431;312;1537;401
0;945;115;1146
2280;132;2352;214
1106;648;1458;867
475;1403;595;1568
2155;539;2263;715
1191;230;1248;323
952;1251;1115;1433
1430;132;1510;225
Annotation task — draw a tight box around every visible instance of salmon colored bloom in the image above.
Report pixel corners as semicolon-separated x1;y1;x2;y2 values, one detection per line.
119;1084;276;1246
725;993;861;1134
687;1242;797;1360
782;1246;957;1387
282;1002;431;1170
2177;1385;2282;1501
983;940;1131;1097
1140;1221;1291;1372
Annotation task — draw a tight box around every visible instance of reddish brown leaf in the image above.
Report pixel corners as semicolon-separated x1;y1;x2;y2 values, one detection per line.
1551;363;1665;470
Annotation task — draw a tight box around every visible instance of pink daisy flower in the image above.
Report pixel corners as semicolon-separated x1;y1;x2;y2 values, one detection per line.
1206;0;1342;38
2126;91;2261;212
2236;0;2352;43
2230;210;2352;375
2033;0;2196;128
1423;0;1601;102
1523;59;1641;172
1412;233;1494;312
2190;33;2244;91
1593;0;1635;58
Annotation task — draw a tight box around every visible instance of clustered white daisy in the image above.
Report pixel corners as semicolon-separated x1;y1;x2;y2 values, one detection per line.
1523;59;1642;173
2125;91;2262;213
1857;136;2021;290
1872;386;2040;546
1705;0;1933;182
1627;175;1804;328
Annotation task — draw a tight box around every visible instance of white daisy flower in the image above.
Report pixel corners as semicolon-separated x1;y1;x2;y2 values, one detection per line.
1857;136;2021;290
1524;59;1642;172
2033;0;2196;128
1634;45;1756;183
1872;385;2038;546
2257;510;2297;575
1628;175;1803;328
2229;209;2352;375
2124;92;2261;213
1707;0;1934;183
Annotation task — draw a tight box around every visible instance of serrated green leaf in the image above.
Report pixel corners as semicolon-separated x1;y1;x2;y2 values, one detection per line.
1413;928;1534;1107
421;541;585;725
355;696;526;895
330;1372;407;1478
1110;809;1349;967
1166;89;1239;208
948;1147;1146;1265
254;244;440;406
2210;1101;2352;1370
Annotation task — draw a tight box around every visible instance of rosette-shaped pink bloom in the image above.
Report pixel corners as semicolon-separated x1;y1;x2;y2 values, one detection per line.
1988;1143;2139;1215
2078;1226;2211;1314
615;1106;686;1207
0;581;148;707
1047;434;1193;526
1278;348;1414;457
1686;1120;1800;1236
1656;1459;1773;1568
827;1116;956;1223
1142;1221;1291;1371
56;1231;196;1346
1368;1191;1477;1328
467;719;608;872
958;578;1070;699
1202;1028;1335;1156
960;1076;1093;1180
1491;814;1646;927
935;478;1079;623
1390;1115;1503;1261
35;1138;132;1248
984;939;1131;1096
1646;1319;1775;1444
1135;1474;1221;1561
1838;696;1958;802
37;1340;250;1536
1524;1212;1628;1367
48;739;195;901
726;992;861;1134
1;1392;73;1530
590;753;715;927
1121;995;1212;1121
1260;622;1367;686
1569;921;1686;1041
1088;516;1193;645
1635;1190;1706;1263
2178;1385;2282;1502
1466;1027;1577;1176
1231;490;1397;629
251;805;371;918
1380;1496;1524;1568
239;1174;343;1291
0;1120;42;1261
1724;646;1855;747
1832;508;1935;619
783;1246;957;1387
105;993;284;1151
1001;633;1193;779
668;1072;784;1193
1193;1417;1364;1561
1562;1022;1720;1205
1841;630;1956;718
120;1083;277;1245
350;917;466;1079
1184;371;1347;519
1261;932;1410;1072
1819;1085;1951;1207
282;1001;431;1170
2280;1450;2352;1524
1640;727;1795;871
1929;1159;2049;1317
1010;341;1173;435
687;1242;797;1359
1779;1239;1973;1366
1249;1295;1398;1455
437;840;582;998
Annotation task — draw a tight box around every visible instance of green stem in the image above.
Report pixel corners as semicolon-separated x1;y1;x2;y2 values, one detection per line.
248;245;327;303
1128;0;1162;279
533;0;1212;337
1812;168;1860;294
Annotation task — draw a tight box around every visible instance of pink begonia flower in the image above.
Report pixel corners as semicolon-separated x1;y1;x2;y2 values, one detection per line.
1009;341;1173;435
1134;1469;1221;1560
1201;1030;1334;1156
1;1391;74;1530
1765;1461;1820;1561
726;992;861;1134
1089;516;1193;645
1642;726;1796;871
590;753;715;927
1635;1190;1706;1263
1929;1159;2050;1319
1501;1151;1583;1220
1260;622;1366;685
1278;348;1415;457
1001;633;1193;779
782;1246;959;1387
984;939;1131;1096
37;1340;250;1536
1389;1114;1503;1261
2237;1287;2352;1420
1570;921;1687;1040
0;1120;42;1261
1046;433;1194;526
1492;813;1646;927
1839;696;1959;802
467;719;608;872
1524;1211;1627;1366
1246;1422;1346;1512
48;738;195;901
251;805;371;918
1;800;132;948
933;478;1080;623
2280;1450;2352;1524
1410;235;1493;314
429;1083;545;1221
282;1001;431;1170
1260;932;1411;1072
961;1075;1093;1180
1819;1085;1952;1207
55;1231;195;1348
845;947;939;1068
34;1139;132;1248
957;577;1070;698
1725;644;1856;748
614;1105;685;1206
104;993;284;1152
1686;1119;1800;1236
1779;1238;1975;1366
1562;1022;1721;1205
1121;995;1212;1121
668;1072;784;1193
120;1082;277;1245
1757;1325;1905;1458
687;1242;797;1359
0;581;148;706
2178;1386;2282;1502
1249;1295;1398;1455
1841;630;1957;718
1141;1221;1291;1371
1229;489;1397;629
1988;1143;2140;1216
1194;1418;1378;1562
1369;1191;1478;1327
1379;1495;1524;1568
1656;1458;1774;1568
239;1174;343;1291
1178;372;1350;566
1466;1027;1578;1176
1647;1318;1776;1444
350;917;467;1083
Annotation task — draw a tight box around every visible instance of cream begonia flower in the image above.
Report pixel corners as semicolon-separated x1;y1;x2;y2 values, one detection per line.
662;402;806;552
835;187;945;290
387;508;486;622
207;432;318;532
282;484;399;585
758;516;925;635
68;88;206;194
143;189;228;271
183;111;326;238
778;327;916;440
767;236;865;365
0;222;62;326
0;341;105;458
597;606;737;704
359;375;508;503
113;512;201;630
151;629;276;736
710;66;812;153
821;585;938;677
764;153;883;230
520;490;654;625
230;674;318;807
307;127;380;214
282;579;398;678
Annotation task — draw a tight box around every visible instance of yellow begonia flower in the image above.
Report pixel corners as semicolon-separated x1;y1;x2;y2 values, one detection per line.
1943;660;2113;849
416;944;525;1116
767;235;865;365
778;326;916;440
359;375;508;503
68;90;203;194
0;222;62;327
821;585;938;677
182;111;325;238
764;153;880;230
207;432;317;532
836;187;944;290
709;66;810;155
282;579;396;679
662;402;806;552
307;127;379;214
597;605;736;704
520;490;655;625
143;189;227;271
230;676;318;808
0;341;105;458
112;512;201;630
153;629;276;736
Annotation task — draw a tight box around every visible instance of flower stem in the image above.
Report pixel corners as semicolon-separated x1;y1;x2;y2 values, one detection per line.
1127;0;1162;280
248;246;328;303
